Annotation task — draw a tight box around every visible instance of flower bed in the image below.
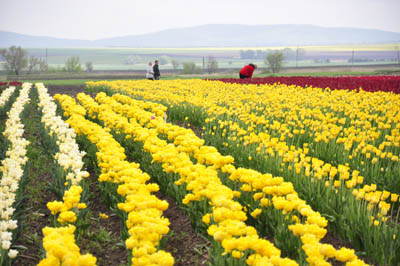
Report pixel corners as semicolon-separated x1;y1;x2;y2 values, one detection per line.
210;76;400;93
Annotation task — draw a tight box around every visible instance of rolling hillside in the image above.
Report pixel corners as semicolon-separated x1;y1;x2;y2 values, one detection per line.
1;24;400;48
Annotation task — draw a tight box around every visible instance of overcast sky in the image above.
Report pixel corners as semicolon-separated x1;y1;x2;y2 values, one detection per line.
1;0;399;40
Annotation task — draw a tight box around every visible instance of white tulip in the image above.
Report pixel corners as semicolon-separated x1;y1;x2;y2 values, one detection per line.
2;240;11;250
36;83;88;190
0;221;8;231
8;249;18;258
7;220;17;230
1;232;12;241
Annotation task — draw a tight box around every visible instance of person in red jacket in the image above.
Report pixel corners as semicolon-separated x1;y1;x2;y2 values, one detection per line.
239;63;257;79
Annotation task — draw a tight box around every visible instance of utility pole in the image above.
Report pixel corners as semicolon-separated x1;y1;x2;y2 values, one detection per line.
351;49;355;66
45;48;48;64
202;56;205;71
295;45;299;68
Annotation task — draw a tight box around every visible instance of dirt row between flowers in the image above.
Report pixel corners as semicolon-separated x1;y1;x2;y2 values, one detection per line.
11;88;56;266
47;85;86;97
11;88;129;266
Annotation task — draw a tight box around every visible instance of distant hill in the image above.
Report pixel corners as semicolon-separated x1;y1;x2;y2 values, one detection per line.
0;31;93;48
1;24;400;48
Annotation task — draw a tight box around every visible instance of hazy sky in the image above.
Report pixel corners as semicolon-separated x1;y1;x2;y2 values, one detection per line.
1;0;399;40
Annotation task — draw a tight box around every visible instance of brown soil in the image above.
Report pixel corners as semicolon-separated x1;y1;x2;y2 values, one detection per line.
321;232;352;266
47;85;86;97
173;120;204;139
321;231;353;251
321;231;378;266
78;177;129;266
155;192;210;266
12;172;57;266
120;131;210;265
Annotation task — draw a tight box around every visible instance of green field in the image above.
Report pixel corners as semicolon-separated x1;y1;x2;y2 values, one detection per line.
17;69;399;87
23;43;400;71
41;60;397;71
23;79;102;86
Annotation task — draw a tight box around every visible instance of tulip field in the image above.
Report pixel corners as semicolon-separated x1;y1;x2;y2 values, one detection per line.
210;76;400;94
0;77;399;266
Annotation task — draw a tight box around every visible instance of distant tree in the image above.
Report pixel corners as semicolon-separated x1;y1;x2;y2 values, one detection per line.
64;56;82;72
0;46;28;75
47;65;63;73
240;49;256;59
282;48;296;60
124;55;143;65
85;61;93;72
171;59;180;70
27;56;41;74
314;58;331;64
182;62;202;74
265;51;285;73
39;59;48;72
207;56;218;74
255;50;267;59
159;55;171;65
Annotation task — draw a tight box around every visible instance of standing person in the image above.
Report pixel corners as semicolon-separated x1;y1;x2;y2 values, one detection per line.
146;61;154;80
153;60;160;80
239;63;257;79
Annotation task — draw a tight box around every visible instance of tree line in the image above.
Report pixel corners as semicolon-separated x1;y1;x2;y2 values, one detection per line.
0;46;287;75
0;46;92;75
0;46;222;75
240;48;306;60
181;53;285;74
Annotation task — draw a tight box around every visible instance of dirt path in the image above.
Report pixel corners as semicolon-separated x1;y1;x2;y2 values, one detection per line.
13;88;58;266
155;192;210;266
47;85;86;96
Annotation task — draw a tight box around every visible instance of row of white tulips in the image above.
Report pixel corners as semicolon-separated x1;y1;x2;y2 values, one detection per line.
0;87;16;109
35;83;96;265
36;83;89;187
0;83;31;262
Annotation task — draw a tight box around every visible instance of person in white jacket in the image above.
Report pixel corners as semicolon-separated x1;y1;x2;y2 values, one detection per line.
146;61;154;80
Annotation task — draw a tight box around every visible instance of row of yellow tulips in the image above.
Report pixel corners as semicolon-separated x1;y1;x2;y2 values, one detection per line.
54;94;174;266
